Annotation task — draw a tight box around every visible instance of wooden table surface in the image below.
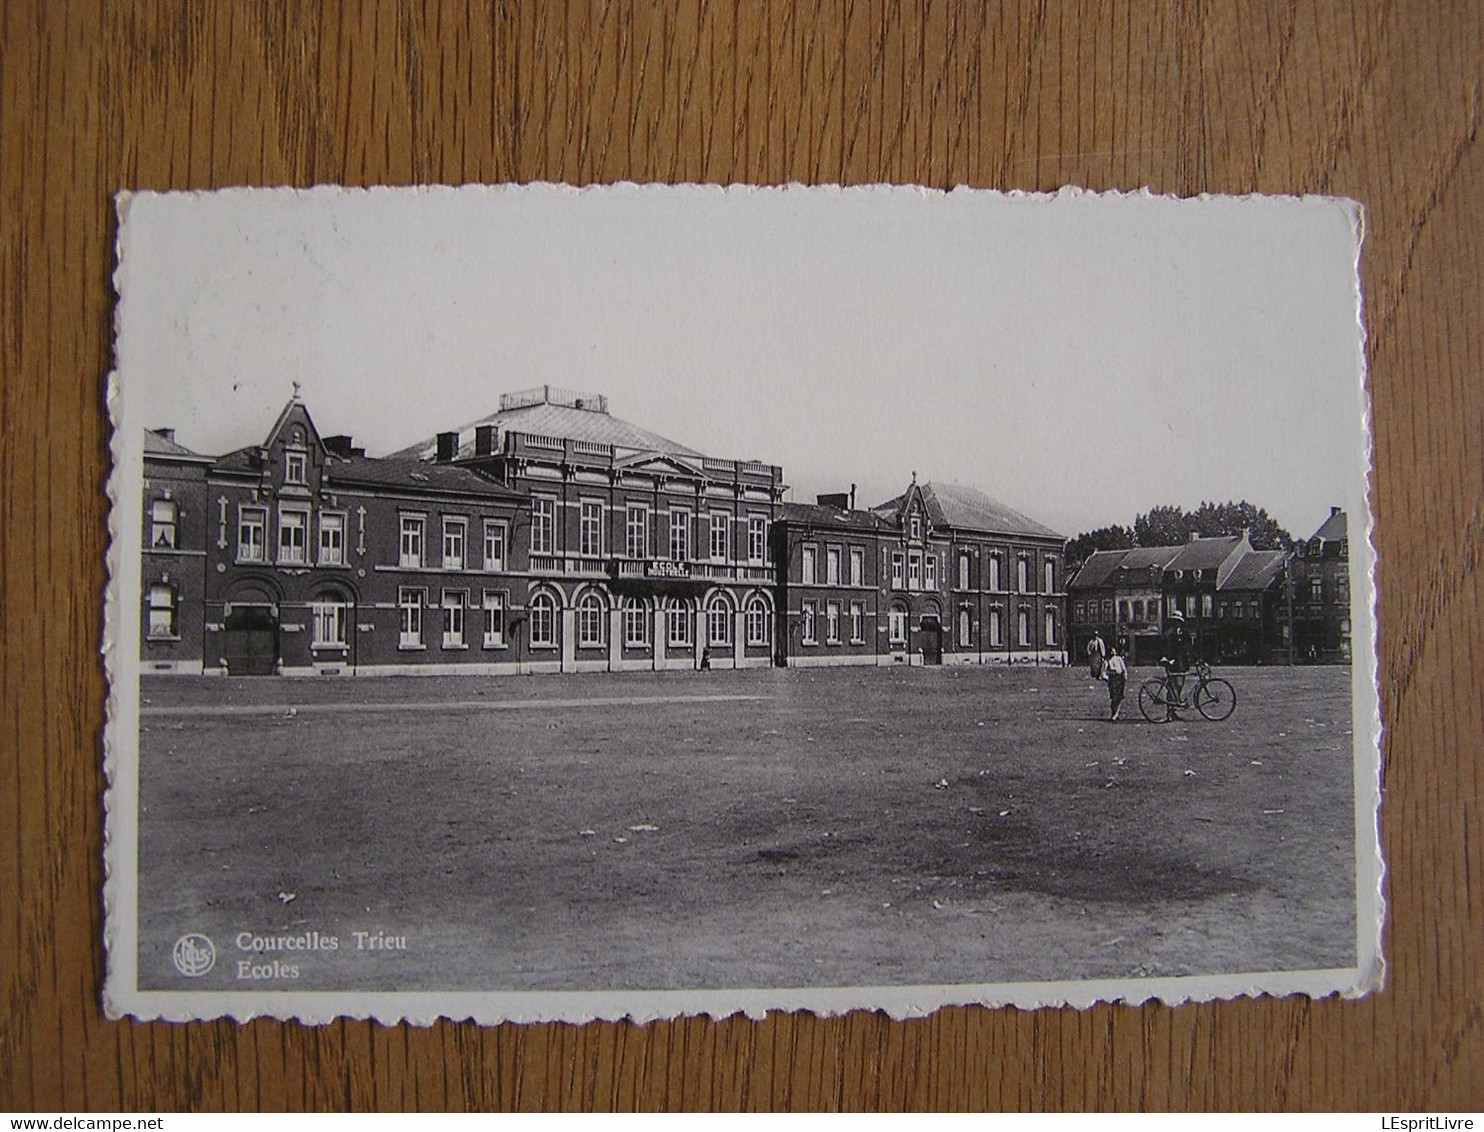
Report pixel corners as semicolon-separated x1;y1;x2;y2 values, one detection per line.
3;1;1481;1112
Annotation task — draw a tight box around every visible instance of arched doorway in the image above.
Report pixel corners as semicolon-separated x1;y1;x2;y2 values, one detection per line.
919;598;944;665
222;582;280;676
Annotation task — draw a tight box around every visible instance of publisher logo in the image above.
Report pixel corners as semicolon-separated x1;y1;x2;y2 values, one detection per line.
172;933;216;977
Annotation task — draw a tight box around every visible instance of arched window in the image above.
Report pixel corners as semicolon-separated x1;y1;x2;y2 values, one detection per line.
666;598;691;646
707;595;733;646
888;601;909;645
577;591;606;647
623;597;649;647
745;596;770;646
529;592;557;647
311;590;351;647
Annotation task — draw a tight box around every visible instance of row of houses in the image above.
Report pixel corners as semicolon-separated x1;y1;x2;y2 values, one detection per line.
139;386;1068;676
1064;509;1353;667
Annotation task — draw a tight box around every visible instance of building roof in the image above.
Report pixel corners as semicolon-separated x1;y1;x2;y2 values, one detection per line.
873;482;1063;540
328;455;524;499
395;395;702;462
1219;548;1290;591
780;501;895;531
1068;550;1132;589
1310;508;1348;543
1168;534;1244;572
144;429;210;460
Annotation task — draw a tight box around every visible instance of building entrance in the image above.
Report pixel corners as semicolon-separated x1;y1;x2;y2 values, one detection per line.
920;617;943;665
222;606;279;675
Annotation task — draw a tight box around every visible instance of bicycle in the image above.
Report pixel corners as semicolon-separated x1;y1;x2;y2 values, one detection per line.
1136;659;1236;723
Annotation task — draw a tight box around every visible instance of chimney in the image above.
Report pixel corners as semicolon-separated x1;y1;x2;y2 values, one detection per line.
1188;530;1199;543
474;425;498;457
435;431;459;463
850;483;857;510
1330;506;1341;517
323;434;355;458
816;492;850;510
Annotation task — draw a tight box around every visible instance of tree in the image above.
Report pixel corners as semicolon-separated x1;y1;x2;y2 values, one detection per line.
1133;504;1190;548
1187;500;1292;550
1065;524;1134;567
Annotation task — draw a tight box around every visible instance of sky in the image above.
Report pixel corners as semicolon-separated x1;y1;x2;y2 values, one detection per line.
115;184;1371;541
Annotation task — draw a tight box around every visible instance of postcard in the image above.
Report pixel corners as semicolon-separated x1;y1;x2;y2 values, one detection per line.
104;183;1381;1023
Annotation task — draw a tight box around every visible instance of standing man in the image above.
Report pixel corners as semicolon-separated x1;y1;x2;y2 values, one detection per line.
1086;631;1107;679
1159;610;1192;717
1105;645;1128;720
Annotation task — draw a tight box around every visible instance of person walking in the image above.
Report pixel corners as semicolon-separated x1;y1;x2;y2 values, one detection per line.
1086;631;1107;679
1105;646;1128;720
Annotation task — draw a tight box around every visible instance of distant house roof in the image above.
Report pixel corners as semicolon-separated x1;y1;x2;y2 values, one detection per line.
1068;550;1132;589
1310;508;1348;543
394;394;702;462
1168;535;1244;572
873;482;1063;540
1220;548;1290;591
328;455;524;499
144;429;210;460
780;501;895;531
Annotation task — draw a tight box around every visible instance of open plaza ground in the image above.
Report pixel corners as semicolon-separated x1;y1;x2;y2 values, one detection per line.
136;664;1358;992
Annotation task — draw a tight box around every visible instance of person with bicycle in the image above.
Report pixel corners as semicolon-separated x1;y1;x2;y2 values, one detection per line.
1158;609;1193;720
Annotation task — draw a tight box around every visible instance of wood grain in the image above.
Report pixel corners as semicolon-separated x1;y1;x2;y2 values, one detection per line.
2;0;1481;1112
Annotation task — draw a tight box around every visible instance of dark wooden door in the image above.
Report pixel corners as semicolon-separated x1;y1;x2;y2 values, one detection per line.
222;606;278;675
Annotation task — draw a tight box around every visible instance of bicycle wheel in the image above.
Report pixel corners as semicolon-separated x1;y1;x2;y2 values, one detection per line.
1137;678;1173;723
1194;678;1236;721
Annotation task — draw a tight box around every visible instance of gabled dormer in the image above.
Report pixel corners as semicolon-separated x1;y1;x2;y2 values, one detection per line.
261;394;329;497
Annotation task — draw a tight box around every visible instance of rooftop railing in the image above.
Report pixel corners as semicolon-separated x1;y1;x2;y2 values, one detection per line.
499;385;609;413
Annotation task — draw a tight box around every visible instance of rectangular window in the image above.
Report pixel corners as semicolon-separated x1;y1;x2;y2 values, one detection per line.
667;602;690;646
530;498;555;555
925;555;938;590
399;588;424;648
624;601;650;646
826;601;841;643
483;520;507;571
910;513;922;541
1017;557;1029;593
748;515;767;564
1118;600;1130;623
580;500;604;557
850;601;865;643
959;607;971;645
802;546;817;585
850;547;865;586
891;552;905;589
826;547;842;585
1045;609;1057;646
238;507;267;562
1044;559;1057;593
278;510;308;564
989;555;1002;591
442;590;466;649
908;552;922;590
1186;594;1198;617
1018;607;1031;646
958;554;970;590
1102;599;1114;619
989;608;1003;647
482;592;505;648
318;513;345;565
802;601;817;644
149;499;178;549
1074;601;1086;620
626;505;649;559
1201;593;1214;618
400;515;425;568
669;508;690;561
312;601;347;647
285;450;306;485
709;513;729;561
443;517;467;570
146;584;176;638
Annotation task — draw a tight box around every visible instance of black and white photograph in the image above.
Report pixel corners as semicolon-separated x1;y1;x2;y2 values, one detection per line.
105;183;1381;1023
